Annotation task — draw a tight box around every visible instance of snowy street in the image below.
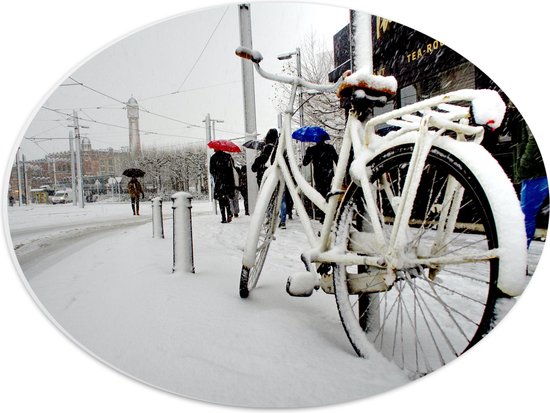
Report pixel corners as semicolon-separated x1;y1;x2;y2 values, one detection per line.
4;196;546;407
7;200;413;407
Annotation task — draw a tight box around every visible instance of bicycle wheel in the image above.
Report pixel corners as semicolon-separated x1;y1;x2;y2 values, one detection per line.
333;142;505;375
239;183;281;298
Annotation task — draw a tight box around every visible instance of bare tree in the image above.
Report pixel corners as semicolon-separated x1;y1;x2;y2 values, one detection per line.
164;151;188;192
138;149;169;194
184;144;208;196
272;31;346;148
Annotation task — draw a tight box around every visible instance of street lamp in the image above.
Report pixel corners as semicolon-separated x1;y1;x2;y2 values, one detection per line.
279;47;315;217
292;89;323;117
277;48;303;128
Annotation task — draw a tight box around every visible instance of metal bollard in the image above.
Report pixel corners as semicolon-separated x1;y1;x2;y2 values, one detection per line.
171;192;195;273
151;196;164;239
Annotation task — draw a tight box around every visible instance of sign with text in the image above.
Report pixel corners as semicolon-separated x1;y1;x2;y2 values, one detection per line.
371;16;466;86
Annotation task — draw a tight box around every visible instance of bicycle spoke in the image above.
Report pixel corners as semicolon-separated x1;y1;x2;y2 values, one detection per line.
412;280;483;328
333;144;499;375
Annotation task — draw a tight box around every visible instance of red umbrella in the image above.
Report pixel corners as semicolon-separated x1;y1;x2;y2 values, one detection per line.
207;139;241;153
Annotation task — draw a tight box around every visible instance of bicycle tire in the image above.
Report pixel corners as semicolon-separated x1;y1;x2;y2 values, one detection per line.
239;183;281;298
333;142;512;375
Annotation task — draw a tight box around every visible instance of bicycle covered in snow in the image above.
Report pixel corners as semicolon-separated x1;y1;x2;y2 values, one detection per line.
235;46;526;375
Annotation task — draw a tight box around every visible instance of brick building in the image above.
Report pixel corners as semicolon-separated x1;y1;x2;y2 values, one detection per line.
9;139;129;202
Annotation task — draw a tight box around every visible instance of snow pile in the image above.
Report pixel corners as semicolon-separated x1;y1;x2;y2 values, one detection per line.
471;89;506;130
6;201;409;408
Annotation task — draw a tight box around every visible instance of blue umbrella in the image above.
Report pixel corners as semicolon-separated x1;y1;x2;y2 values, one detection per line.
291;126;330;143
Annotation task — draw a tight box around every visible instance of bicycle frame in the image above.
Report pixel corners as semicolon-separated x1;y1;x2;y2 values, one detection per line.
241;47;504;286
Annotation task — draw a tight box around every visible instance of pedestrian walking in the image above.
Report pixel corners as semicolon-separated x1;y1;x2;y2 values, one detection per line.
229;159;241;217
237;165;250;215
210;149;236;223
302;134;338;222
251;128;291;227
509;106;548;248
251;128;278;187
278;188;293;229
127;176;145;215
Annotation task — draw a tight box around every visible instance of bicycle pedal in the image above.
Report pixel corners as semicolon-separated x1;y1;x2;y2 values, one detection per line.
286;272;317;297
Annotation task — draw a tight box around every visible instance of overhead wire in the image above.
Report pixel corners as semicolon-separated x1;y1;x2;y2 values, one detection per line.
39;7;244;147
67;76;238;132
138;80;241;102
24;124;65;140
175;6;229;92
41;106;204;141
65;76;244;137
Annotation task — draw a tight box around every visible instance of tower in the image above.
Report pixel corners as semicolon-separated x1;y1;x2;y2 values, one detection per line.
126;96;142;159
81;136;92;151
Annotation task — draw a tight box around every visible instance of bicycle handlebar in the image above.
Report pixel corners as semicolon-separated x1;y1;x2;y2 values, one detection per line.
235;46;264;64
235;46;342;93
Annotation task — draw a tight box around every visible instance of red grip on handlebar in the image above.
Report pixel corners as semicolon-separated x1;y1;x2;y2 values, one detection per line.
235;47;263;64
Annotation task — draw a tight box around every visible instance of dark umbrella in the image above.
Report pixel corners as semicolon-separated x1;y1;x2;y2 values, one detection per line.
291;126;330;143
207;139;241;153
122;168;146;178
242;139;266;151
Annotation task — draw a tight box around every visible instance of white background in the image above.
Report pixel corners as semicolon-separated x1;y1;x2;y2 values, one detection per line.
1;1;548;412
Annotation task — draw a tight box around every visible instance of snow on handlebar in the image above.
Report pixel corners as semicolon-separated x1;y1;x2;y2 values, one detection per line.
235;46;341;93
235;46;263;64
234;46;505;129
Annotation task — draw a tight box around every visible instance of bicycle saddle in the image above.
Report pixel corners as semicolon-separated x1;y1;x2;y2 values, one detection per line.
337;68;398;106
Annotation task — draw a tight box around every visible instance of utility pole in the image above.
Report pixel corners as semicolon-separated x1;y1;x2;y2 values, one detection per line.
22;154;28;205
69;129;77;205
73;110;85;208
210;118;224;141
238;3;258;213
204;115;226;214
16;147;23;206
203;113;216;213
350;10;373;73
52;157;57;190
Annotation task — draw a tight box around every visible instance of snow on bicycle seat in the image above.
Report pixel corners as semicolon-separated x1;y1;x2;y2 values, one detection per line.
337;67;398;102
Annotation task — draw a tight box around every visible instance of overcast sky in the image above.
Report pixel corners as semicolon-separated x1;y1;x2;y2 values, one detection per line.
21;2;349;160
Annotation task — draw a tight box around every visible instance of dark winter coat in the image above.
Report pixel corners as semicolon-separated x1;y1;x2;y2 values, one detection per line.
237;165;248;192
302;141;339;195
210;151;236;199
509;109;546;183
517;135;546;182
127;178;144;199
251;143;274;186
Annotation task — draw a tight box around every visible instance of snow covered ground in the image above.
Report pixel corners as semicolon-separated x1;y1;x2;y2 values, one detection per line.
4;200;545;408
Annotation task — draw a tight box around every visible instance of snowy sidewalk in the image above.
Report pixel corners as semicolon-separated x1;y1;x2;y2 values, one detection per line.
13;201;409;407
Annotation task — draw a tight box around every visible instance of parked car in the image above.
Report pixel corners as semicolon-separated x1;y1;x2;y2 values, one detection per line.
51;190;72;204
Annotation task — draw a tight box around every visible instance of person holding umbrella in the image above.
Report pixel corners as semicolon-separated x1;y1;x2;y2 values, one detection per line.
123;168;146;215
208;140;240;223
127;176;145;216
298;127;338;223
